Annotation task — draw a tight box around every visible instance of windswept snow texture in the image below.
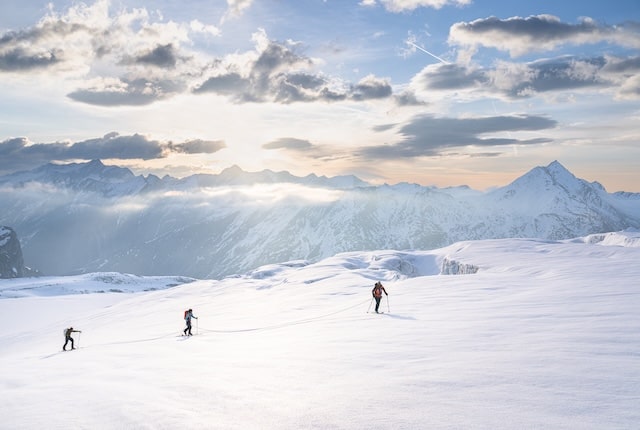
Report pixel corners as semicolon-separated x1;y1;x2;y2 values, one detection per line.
1;231;639;429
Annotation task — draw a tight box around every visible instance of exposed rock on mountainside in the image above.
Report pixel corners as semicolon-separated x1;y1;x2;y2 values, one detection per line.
441;258;479;275
0;227;25;278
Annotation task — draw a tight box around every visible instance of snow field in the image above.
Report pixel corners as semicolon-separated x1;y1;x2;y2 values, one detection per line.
1;232;639;429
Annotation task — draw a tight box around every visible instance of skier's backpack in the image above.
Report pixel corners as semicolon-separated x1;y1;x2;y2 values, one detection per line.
184;310;189;319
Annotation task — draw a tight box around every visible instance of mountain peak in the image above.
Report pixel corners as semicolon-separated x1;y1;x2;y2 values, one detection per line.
546;160;566;172
488;160;591;209
220;165;244;175
545;160;574;179
505;160;579;191
87;159;105;168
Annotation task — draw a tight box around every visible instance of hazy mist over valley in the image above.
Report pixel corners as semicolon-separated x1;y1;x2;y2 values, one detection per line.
1;160;638;278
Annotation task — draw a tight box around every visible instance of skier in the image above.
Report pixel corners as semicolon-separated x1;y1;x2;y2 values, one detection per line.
63;327;81;351
372;281;388;313
183;309;198;336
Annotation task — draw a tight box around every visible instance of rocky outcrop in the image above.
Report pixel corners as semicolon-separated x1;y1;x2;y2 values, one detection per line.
0;226;25;278
441;257;479;275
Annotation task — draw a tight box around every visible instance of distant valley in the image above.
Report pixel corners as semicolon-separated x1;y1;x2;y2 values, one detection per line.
1;160;638;278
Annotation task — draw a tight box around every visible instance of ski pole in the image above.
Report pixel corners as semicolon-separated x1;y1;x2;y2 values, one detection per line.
367;297;373;313
78;331;81;349
386;295;390;313
196;318;199;335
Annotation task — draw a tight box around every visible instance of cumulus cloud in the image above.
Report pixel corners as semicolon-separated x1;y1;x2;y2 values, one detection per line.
194;30;394;104
0;0;215;105
0;15;96;72
0;47;62;71
491;57;606;97
414;63;486;91
263;138;314;151
617;74;640;100
68;77;186;106
360;114;557;159
220;0;255;23
449;15;640;58
0;2;146;73
189;20;221;37
125;43;181;68
351;75;393;100
1;3;398;107
394;90;426;106
409;54;640;100
64;133;165;159
193;29;321;103
600;55;640;100
361;0;471;12
0;133;226;175
261;137;349;164
171;139;226;154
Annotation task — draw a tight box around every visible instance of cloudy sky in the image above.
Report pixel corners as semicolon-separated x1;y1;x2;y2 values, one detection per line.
1;0;639;191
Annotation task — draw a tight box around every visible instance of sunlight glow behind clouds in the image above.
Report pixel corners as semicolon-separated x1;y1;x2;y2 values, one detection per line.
0;0;638;192
147;184;345;208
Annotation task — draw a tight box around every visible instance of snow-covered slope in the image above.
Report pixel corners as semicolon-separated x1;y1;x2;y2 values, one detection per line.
1;231;639;429
1;160;638;277
0;272;195;298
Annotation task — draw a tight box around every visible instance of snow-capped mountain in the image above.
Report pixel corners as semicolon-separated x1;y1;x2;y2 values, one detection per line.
0;159;152;197
0;160;638;278
482;160;637;238
175;164;369;189
0;160;367;194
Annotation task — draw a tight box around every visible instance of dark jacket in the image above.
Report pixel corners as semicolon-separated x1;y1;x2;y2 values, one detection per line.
64;328;79;338
372;283;387;298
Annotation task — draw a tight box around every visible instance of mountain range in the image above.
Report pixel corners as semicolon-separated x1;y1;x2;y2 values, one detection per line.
0;160;638;278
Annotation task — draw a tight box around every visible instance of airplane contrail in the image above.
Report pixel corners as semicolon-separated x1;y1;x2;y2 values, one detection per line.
407;41;450;65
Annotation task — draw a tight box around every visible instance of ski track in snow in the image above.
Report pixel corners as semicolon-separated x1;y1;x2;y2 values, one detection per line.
1;231;639;429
